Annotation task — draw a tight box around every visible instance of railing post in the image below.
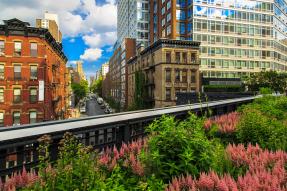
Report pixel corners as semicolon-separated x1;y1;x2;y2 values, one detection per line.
123;123;131;143
16;146;24;170
0;148;6;181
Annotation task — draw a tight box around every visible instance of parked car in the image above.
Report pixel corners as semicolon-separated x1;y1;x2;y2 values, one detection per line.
101;102;107;109
104;107;113;114
97;97;104;104
80;105;86;113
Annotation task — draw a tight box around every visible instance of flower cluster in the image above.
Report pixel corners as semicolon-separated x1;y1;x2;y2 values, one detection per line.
166;144;287;191
204;112;240;133
98;139;147;176
0;167;39;191
227;143;287;190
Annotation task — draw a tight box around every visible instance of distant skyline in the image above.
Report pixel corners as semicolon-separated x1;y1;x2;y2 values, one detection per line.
0;0;117;78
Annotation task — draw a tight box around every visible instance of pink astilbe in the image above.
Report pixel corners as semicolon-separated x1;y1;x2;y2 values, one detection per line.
165;175;195;191
204;112;240;133
1;167;39;191
98;138;147;176
166;144;287;191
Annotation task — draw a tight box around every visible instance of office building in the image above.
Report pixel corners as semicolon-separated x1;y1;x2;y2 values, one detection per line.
76;60;86;81
128;39;201;108
150;0;287;85
108;0;150;109
117;0;150;47
36;12;62;43
101;62;109;79
109;38;136;108
0;18;68;127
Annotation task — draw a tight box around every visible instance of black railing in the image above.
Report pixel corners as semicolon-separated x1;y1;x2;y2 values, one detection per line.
0;96;259;179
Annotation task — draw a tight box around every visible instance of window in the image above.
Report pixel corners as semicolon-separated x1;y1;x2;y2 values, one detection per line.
175;69;180;82
14;65;21;79
166;69;171;82
30;88;37;103
191;70;197;83
30;65;37;79
167;25;171;35
14;42;22;56
161;7;165;15
167;13;171;22
191;53;196;63
166;51;171;62
0;64;4;79
182;52;187;63
161;18;166;26
13;88;21;103
182;70;187;82
30;43;37;57
13;111;20;125
0;40;4;55
0;112;3;127
6;160;16;168
167;0;171;9
166;88;171;101
29;111;37;124
0;88;3;102
175;52;180;63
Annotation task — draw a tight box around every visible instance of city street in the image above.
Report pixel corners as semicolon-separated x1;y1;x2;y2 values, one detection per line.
85;99;105;116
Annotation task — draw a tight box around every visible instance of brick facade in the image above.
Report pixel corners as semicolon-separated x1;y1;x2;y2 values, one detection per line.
0;19;68;127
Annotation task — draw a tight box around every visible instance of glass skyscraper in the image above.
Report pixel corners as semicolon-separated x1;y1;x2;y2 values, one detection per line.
117;0;150;47
110;0;150;108
151;0;287;83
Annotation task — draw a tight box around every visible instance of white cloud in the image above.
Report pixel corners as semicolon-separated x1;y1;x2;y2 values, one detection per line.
83;31;117;48
0;0;117;37
69;38;75;43
80;48;103;61
0;0;117;63
106;46;114;52
67;60;77;66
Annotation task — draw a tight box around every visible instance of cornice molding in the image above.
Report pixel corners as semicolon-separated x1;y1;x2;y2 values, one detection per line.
0;18;67;62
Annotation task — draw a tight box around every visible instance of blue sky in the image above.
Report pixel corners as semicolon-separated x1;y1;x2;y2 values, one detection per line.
0;0;117;79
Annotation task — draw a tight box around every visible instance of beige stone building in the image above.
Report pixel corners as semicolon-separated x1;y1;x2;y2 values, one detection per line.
128;39;201;108
36;12;62;43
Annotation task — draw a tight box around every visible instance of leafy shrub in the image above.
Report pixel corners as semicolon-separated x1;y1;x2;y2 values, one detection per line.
259;87;272;95
204;85;244;92
143;114;230;181
237;96;287;151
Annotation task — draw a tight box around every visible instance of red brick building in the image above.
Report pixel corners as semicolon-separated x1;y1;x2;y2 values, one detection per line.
0;18;68;127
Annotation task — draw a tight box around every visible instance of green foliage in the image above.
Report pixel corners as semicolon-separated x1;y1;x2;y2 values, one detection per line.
243;71;287;93
143;114;230;181
237;96;287;151
105;96;121;112
259;87;273;95
72;80;89;105
130;71;149;111
90;76;103;96
204;85;244;92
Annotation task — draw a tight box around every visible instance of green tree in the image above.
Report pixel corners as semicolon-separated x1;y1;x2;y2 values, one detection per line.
72;80;88;105
90;76;103;96
243;71;287;93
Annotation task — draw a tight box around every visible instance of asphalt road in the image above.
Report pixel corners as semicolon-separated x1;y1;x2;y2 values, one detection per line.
85;99;106;116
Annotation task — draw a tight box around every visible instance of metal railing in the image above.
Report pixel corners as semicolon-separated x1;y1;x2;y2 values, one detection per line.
0;96;259;178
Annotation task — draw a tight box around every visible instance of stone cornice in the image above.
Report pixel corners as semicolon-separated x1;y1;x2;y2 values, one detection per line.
0;18;67;62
